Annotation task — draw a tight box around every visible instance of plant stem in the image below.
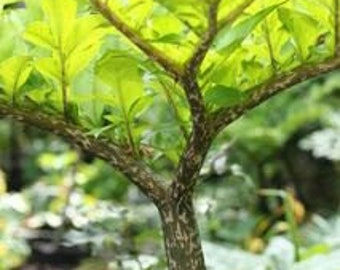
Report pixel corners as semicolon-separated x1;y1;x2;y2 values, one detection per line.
158;194;206;270
59;50;68;121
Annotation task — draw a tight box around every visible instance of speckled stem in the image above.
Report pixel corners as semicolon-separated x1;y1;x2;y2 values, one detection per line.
211;56;340;133
173;0;259;199
0;104;166;205
186;0;220;78
158;194;206;270
90;0;183;81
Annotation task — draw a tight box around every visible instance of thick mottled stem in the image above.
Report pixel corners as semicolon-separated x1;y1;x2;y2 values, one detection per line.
180;77;207;130
174;127;213;196
158;194;206;270
0;104;166;204
211;56;340;132
174;81;214;197
184;0;256;86
173;1;218;197
173;0;259;195
90;0;183;80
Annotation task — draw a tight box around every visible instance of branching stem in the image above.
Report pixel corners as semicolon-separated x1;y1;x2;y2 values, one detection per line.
90;0;183;81
0;104;166;204
211;56;340;133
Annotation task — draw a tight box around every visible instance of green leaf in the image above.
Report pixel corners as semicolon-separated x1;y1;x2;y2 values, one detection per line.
23;21;55;50
35;56;60;81
72;62;106;127
24;88;52;105
0;56;32;94
0;20;16;61
67;44;100;80
25;10;105;81
64;15;107;79
42;0;76;49
104;114;124;125
278;7;320;60
95;53;144;114
64;15;107;55
205;85;246;108
86;124;115;139
214;3;282;53
152;33;184;45
128;94;155;119
154;0;207;31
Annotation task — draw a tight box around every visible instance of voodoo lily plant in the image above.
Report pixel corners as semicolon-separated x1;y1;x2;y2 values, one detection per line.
0;0;339;269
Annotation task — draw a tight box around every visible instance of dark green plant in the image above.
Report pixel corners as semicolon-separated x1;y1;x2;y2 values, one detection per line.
0;0;340;269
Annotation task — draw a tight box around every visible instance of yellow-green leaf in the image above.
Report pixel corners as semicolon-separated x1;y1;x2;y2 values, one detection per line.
214;4;282;53
0;56;32;94
67;44;100;79
64;15;107;55
96;53;144;112
278;7;320;60
205;84;246;109
35;56;60;81
23;21;55;50
42;0;77;49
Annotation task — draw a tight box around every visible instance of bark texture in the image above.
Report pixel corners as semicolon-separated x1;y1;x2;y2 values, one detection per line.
158;195;206;270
